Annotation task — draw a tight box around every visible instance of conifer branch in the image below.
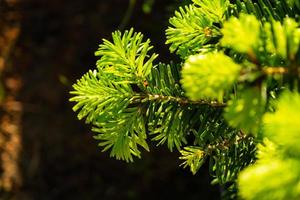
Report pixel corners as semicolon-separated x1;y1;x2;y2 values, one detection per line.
204;131;251;155
70;1;300;198
132;94;226;107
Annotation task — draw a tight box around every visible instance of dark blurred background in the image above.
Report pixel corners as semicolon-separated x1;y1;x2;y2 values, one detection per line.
0;0;220;199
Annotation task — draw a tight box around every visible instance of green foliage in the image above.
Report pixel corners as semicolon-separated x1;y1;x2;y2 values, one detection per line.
230;0;299;21
147;102;191;151
238;92;300;199
192;0;230;21
222;15;300;64
225;88;265;135
263;91;300;155
208;130;256;185
145;62;183;97
144;63;196;151
238;139;300;200
95;28;158;82
93;106;149;162
70;70;149;162
221;14;260;54
70;70;133;123
70;29;158;162
165;4;221;58
240;159;300;200
263;18;300;60
179;146;205;175
182;52;241;101
70;0;300;199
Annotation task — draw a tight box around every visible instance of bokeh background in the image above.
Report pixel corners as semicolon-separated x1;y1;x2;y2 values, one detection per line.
0;0;220;199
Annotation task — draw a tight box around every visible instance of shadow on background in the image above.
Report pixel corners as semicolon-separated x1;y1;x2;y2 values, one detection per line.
0;0;220;199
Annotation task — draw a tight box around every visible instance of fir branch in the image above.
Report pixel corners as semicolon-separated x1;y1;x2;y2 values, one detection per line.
132;94;226;107
221;14;260;55
221;15;300;66
231;0;299;21
225;88;265;136
166;4;221;58
70;70;134;123
181;52;241;101
192;0;230;21
95;28;158;82
180;127;256;177
70;2;300;198
179;146;205;175
93;106;149;162
204;131;252;156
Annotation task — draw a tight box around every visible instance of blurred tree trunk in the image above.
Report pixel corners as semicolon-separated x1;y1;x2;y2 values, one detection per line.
0;0;22;198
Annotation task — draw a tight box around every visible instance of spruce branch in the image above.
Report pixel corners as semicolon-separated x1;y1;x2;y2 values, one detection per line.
231;0;299;21
221;15;300;65
180;127;256;179
192;0;230;21
132;94;226;107
181;52;241;101
70;70;134;123
95;28;158;82
70;29;159;161
70;69;150;162
179;146;205;175
69;1;300;198
166;4;221;58
93;106;149;162
238;138;300;200
221;14;260;55
263;91;300;155
224;88;265;136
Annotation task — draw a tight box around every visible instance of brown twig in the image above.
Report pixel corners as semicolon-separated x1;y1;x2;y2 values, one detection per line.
132;94;227;107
